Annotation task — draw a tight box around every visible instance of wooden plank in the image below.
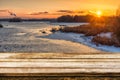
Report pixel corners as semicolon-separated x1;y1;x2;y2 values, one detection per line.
0;53;119;77
0;53;120;59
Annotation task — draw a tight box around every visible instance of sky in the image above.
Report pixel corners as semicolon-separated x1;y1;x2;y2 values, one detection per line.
0;0;120;19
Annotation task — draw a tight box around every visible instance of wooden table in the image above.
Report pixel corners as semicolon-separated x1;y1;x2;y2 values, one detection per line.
0;53;120;80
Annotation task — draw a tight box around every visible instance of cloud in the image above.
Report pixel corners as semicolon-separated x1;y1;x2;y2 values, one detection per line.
28;11;49;15
57;10;86;14
77;11;86;13
57;10;74;13
0;10;7;12
27;10;87;16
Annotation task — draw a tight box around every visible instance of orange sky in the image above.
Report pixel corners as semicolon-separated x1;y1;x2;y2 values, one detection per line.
0;0;120;19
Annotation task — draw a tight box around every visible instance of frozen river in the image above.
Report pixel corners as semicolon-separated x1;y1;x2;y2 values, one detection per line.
0;21;102;53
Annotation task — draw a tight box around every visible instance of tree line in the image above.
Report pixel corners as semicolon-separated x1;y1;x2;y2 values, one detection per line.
57;15;93;22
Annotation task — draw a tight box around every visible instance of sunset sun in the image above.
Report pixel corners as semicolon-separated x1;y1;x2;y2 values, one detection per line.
96;10;102;17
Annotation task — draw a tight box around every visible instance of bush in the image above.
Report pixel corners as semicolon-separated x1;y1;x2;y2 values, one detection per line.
50;27;59;33
114;6;120;42
0;24;3;28
114;17;120;42
92;36;120;47
61;24;110;36
92;36;114;46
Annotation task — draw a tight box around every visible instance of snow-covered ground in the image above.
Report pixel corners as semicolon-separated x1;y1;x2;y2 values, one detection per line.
97;32;112;39
0;21;101;53
41;31;120;52
50;22;88;27
0;21;120;53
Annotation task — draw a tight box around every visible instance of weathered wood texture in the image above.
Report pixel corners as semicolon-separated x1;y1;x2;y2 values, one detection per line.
0;53;120;79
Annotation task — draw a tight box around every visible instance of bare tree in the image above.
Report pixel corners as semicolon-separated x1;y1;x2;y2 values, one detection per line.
116;5;120;17
114;6;120;42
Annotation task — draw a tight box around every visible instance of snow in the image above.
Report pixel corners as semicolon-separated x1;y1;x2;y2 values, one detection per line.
0;21;120;53
50;22;88;27
0;22;101;53
98;32;112;39
41;32;120;52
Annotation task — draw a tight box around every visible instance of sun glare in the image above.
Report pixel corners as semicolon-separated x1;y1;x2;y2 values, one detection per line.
96;10;102;17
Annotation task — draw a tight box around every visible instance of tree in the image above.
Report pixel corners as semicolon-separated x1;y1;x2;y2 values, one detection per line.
114;6;120;42
116;5;120;17
57;15;93;22
57;15;73;22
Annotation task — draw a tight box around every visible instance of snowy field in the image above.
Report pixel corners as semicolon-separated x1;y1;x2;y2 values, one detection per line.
41;32;120;52
0;21;119;53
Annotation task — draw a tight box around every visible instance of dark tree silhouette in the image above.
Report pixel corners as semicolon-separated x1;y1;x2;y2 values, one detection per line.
116;6;120;17
57;15;74;22
57;15;93;22
9;17;22;22
115;6;120;42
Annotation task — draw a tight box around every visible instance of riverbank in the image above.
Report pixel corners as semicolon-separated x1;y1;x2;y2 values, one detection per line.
38;23;120;52
0;22;102;53
49;24;120;52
